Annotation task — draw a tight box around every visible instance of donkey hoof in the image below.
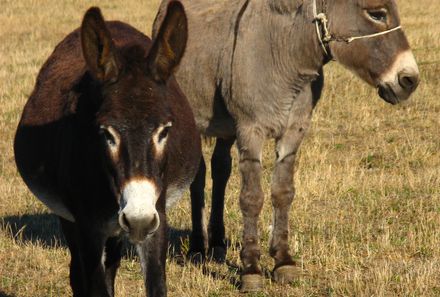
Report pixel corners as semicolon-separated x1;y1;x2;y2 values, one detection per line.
273;265;301;285
208;246;226;263
240;274;264;293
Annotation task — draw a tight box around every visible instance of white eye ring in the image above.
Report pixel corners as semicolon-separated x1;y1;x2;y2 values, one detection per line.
158;122;172;143
153;122;172;155
100;125;120;155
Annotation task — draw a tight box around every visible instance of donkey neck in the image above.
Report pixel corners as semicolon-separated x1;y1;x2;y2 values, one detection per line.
261;0;329;89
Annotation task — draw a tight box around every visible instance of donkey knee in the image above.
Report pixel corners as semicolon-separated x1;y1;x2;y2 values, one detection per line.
271;185;295;209
239;189;264;217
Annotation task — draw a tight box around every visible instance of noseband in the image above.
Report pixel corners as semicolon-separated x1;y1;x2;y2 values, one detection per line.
312;0;402;58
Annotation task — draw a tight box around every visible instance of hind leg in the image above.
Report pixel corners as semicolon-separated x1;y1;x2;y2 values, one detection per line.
208;137;235;262
189;158;208;260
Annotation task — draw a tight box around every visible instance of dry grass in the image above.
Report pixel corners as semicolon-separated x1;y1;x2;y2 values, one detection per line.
1;0;440;296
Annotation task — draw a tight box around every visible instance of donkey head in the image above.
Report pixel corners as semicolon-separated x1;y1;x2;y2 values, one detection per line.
325;0;419;104
81;2;187;243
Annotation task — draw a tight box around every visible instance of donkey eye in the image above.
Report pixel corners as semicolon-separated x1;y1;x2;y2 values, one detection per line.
367;9;387;23
156;122;172;143
100;128;116;147
158;127;170;142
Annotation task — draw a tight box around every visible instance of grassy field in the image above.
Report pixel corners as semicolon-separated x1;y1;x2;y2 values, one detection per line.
1;0;440;296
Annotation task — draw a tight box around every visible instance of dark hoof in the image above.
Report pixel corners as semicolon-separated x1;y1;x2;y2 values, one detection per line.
240;274;264;293
273;265;301;285
208;246;226;263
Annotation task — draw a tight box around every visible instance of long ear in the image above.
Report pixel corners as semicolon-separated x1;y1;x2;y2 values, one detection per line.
147;1;188;82
81;7;120;83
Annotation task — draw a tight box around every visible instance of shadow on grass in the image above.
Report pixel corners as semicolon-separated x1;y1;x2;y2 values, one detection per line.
1;214;242;288
166;229;242;290
1;213;191;260
1;213;64;247
202;260;242;289
201;260;273;290
0;291;16;297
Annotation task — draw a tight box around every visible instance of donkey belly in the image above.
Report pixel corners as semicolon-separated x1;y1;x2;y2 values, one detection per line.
14;129;75;222
25;178;75;222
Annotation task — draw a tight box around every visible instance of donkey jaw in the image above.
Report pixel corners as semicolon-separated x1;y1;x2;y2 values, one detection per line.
118;179;161;243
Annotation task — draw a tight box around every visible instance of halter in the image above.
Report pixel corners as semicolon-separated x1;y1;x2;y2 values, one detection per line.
312;0;402;57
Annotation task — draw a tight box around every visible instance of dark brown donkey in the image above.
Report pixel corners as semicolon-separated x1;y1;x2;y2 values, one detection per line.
154;0;420;292
14;3;200;297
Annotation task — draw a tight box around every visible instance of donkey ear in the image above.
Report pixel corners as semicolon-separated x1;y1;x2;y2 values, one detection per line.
147;1;187;82
81;7;120;83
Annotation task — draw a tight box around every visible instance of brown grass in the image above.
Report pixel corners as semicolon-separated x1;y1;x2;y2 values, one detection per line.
1;0;440;296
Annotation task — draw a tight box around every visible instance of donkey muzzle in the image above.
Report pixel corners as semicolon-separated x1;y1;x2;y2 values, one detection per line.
378;50;420;104
119;208;160;243
119;179;161;243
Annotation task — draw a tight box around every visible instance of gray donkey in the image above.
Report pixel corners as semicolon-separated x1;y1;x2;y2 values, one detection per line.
154;0;419;292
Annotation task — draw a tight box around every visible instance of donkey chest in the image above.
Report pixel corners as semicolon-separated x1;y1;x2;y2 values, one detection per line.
231;91;305;139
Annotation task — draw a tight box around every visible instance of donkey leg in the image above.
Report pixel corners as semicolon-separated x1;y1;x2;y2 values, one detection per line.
270;148;299;284
137;208;167;297
60;217;87;296
270;84;317;284
189;157;208;261
236;132;265;292
208;137;235;262
60;217;110;296
103;236;122;296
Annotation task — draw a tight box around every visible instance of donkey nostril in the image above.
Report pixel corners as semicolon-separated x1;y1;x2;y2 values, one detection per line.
401;76;414;88
398;73;419;91
122;213;130;230
151;213;159;229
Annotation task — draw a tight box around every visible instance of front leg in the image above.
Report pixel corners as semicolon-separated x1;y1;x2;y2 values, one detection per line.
270;79;320;284
137;206;167;297
103;236;122;296
60;217;111;297
236;130;265;292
